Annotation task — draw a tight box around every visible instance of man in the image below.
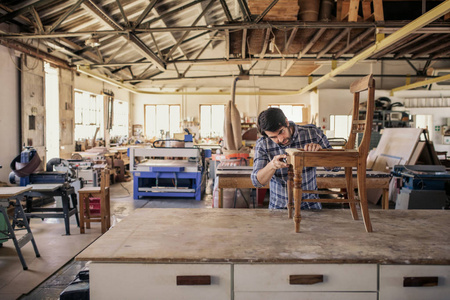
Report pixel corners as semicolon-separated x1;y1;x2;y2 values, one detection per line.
251;107;334;209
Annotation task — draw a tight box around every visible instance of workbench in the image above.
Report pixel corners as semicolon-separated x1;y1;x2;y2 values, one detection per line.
0;186;40;270
25;183;79;235
216;168;391;209
76;209;450;300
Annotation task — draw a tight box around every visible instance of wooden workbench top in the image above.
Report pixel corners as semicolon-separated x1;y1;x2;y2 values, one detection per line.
76;208;450;265
0;186;32;198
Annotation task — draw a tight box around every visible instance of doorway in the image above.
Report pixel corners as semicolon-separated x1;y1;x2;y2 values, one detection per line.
44;62;60;163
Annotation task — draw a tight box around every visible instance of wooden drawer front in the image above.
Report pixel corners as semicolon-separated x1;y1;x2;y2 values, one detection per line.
380;265;450;300
234;264;377;292
235;291;378;300
90;263;231;300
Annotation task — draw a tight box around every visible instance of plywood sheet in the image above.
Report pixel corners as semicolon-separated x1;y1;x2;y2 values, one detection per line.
368;128;422;172
283;61;321;76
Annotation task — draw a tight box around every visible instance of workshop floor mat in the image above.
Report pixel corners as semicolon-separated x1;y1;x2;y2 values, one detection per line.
0;220;101;300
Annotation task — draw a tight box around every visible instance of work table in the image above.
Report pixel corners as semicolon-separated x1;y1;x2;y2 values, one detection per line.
77;208;449;265
76;209;449;300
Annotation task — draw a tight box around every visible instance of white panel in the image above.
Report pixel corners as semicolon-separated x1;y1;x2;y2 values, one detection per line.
234;264;377;292
90;263;231;300
235;291;378;300
380;265;450;300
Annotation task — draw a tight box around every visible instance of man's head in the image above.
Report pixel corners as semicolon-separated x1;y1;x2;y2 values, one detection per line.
257;108;292;146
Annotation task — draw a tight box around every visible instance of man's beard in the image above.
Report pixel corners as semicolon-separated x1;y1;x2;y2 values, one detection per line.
278;137;291;146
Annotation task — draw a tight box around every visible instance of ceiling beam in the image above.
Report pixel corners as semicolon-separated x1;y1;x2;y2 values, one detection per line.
142;0;210;27
219;0;233;22
242;29;247;59
81;0;166;70
412;40;450;58
281;28;326;76
284;28;298;54
260;29;271;58
0;0;56;24
115;0;130;27
236;0;252;21
132;0;157;29
335;28;374;58
254;0;280;23
317;28;350;59
165;0;215;60
4;22;449;39
297;0;450;95
46;0;85;33
394;34;447;58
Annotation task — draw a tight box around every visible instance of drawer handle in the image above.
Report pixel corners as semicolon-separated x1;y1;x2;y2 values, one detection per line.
289;275;324;285
403;276;439;287
176;275;211;286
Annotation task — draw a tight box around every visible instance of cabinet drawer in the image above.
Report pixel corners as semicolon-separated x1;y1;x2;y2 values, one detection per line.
90;263;231;300
235;291;378;300
235;264;377;292
379;265;450;300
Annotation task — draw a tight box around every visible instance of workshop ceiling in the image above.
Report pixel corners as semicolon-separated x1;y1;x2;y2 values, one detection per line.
1;0;450;91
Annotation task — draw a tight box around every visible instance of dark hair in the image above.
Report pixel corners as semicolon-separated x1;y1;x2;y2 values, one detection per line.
257;107;287;137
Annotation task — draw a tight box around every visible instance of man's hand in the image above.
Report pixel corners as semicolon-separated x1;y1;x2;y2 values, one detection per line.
304;143;322;151
270;154;288;170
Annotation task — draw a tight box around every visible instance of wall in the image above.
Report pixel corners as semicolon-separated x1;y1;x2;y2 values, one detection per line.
132;89;312;138
0;45;20;183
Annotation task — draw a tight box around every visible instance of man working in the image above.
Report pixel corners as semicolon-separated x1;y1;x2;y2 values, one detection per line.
251;107;334;209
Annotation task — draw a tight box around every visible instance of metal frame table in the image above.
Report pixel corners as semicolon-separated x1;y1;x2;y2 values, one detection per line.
0;186;40;270
25;183;79;235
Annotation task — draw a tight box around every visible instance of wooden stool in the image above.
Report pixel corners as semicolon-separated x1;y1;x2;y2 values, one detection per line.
286;74;375;233
78;169;111;234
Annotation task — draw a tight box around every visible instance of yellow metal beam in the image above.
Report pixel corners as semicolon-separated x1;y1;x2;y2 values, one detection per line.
390;73;450;95
297;0;450;95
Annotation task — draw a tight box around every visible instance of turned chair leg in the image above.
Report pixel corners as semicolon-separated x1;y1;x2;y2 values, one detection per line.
293;168;303;233
357;162;373;232
287;165;294;219
345;167;359;220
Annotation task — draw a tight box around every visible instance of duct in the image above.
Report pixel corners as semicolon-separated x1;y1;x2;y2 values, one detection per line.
390;74;450;95
297;0;450;95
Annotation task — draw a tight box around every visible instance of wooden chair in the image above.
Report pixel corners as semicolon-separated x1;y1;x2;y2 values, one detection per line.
286;74;375;233
78;168;111;234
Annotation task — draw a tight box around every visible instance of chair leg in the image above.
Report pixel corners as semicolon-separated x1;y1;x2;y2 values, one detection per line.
287;165;294;219
293;167;303;233
345;167;359;220
79;193;86;234
357;162;373;232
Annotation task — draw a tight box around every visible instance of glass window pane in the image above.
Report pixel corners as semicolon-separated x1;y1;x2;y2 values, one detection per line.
200;105;211;138
156;105;169;137
169;105;181;136
145;105;156;138
211;105;224;137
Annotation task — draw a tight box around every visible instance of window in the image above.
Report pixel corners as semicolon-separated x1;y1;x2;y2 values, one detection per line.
415;114;433;140
269;104;304;123
200;104;225;138
74;90;104;140
145;104;180;139
330;115;353;138
110;100;129;137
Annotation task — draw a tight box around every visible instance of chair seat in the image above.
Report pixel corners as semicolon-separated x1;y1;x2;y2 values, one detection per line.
79;186;109;193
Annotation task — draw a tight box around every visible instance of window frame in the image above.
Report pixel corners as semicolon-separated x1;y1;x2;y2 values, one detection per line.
144;104;181;139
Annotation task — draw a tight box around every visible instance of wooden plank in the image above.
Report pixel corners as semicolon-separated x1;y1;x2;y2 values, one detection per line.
348;0;360;22
0;186;33;198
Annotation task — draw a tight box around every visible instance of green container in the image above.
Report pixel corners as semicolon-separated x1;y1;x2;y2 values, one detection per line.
0;212;9;243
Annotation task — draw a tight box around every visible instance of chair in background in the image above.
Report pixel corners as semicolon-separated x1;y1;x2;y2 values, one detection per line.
78;168;111;234
286;74;375;233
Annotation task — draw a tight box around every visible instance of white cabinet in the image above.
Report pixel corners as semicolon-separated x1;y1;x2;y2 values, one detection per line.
379;265;450;300
89;263;231;300
235;264;377;292
235;292;377;300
